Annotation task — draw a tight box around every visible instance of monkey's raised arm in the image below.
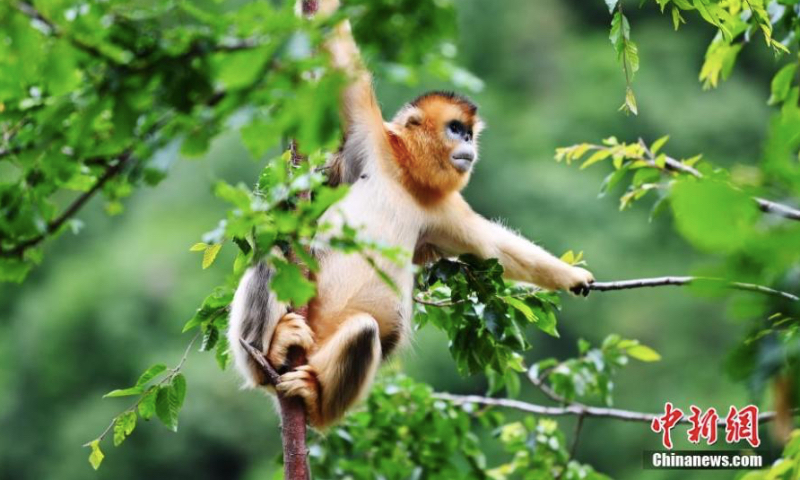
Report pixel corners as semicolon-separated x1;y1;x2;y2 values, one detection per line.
426;195;594;293
310;0;387;183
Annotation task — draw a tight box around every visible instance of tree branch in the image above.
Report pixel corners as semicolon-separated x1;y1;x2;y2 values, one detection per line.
0;151;133;258
755;197;800;221
638;138;800;222
434;393;788;428
589;276;798;302
239;339;309;479
15;1;124;64
241;5;320;479
413;275;798;306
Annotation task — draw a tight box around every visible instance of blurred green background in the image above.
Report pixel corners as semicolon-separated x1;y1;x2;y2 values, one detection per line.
0;0;782;478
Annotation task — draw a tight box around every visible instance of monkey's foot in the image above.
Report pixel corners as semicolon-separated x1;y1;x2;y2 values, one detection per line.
268;313;316;370
276;365;321;426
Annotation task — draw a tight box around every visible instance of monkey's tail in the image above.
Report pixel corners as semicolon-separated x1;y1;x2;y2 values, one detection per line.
227;262;289;388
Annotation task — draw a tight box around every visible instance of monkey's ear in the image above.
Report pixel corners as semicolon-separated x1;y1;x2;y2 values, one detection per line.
404;111;423;128
393;105;424;128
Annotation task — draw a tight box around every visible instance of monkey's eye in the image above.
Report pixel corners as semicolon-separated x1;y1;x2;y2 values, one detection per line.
446;120;472;142
447;120;466;136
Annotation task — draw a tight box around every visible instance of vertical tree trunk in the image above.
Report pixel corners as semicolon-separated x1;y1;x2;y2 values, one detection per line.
279;3;319;478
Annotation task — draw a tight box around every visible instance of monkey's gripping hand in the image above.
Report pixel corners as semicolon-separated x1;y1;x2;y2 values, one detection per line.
560;265;595;297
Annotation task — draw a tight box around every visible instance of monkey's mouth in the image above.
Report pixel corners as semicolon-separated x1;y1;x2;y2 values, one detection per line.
450;152;475;172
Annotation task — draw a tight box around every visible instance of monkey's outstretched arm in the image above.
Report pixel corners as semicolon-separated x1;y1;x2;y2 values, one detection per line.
311;0;387;183
427;195;594;293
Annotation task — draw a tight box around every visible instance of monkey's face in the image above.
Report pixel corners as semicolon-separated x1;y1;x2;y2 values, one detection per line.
444;119;477;173
390;92;484;198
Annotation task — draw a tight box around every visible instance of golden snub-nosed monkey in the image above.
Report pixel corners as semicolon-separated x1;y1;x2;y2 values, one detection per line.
227;0;595;428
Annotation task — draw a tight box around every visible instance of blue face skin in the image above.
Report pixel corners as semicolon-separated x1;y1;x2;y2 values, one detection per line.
446;120;476;173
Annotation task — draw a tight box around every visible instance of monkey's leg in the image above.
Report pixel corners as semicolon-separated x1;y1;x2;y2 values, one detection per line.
277;312;381;429
267;312;315;372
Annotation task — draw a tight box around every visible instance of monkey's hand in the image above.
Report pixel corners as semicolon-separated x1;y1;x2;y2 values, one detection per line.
268;313;316;371
556;265;595;297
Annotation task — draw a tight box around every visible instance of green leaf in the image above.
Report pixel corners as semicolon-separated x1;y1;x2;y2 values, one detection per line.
202;244;222;270
189;242;208;252
136;364;167;387
241;118;281;159
671;180;758;253
138;389;157;420
172;374;187;408
113;411;137;447
671;7;685;30
103;386;144;398
580;149;611;170
155;385;179;432
272;260;316;306
535;309;559;338
213;46;274;90
768;64;798;106
216;334;231;370
214;181;253;211
88;440;104;470
604;0;619;13
200;325;220;351
650;135;669;155
619;86;638;115
502;296;537;323
626;344;661;362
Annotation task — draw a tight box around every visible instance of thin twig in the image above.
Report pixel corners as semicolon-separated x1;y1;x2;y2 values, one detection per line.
15;1;124;64
413;296;466;307
434;393;787;428
589;276;798;302
238;339;281;386
530;371;578;405
554;413;585;480
87;331;201;446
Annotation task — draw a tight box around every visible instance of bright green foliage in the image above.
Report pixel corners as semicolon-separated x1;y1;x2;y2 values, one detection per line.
89;352;193;467
740;429;800;479
727;311;800;402
608;7;639;114
308;374;486;480
308;374;610;480
565;3;800;474
558;129;800;419
112;411;137;447
4;0;800;476
0;0;463;283
530;335;660;406
87;440;103;471
671;179;759;253
415;255;562;394
486;418;611;480
603;0;797;111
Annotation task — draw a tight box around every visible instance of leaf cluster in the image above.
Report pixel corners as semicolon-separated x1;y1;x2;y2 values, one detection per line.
415;255;562;395
530;335;661;406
